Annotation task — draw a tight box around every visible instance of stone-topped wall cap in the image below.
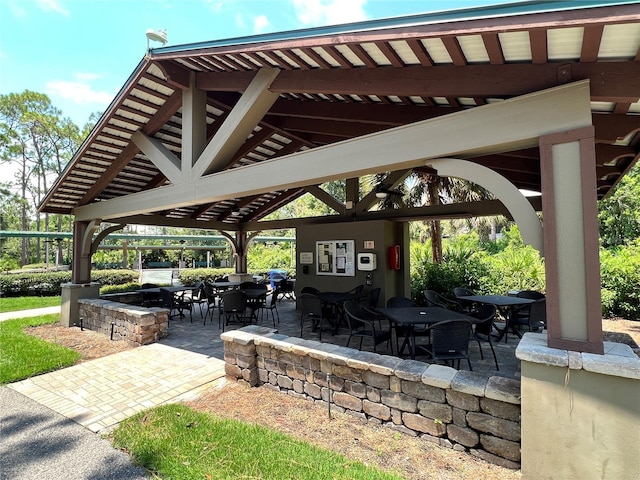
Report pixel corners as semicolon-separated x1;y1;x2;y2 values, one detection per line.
516;333;568;367
517;333;640;380
485;376;521;405
395;359;430;381
451;370;488;397
422;364;457;388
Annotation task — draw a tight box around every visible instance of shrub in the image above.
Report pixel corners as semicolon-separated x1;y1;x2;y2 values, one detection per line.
99;282;142;294
0;269;138;296
410;241;490;304
0;257;20;272
410;228;544;303
91;270;138;286
178;266;296;286
0;271;72;296
178;268;235;285
482;245;545;294
247;242;293;272
600;242;640;319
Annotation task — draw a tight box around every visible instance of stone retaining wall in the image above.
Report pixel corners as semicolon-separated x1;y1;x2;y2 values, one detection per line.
77;298;169;347
221;326;522;469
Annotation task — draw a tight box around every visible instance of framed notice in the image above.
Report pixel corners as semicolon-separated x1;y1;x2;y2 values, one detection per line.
316;240;355;276
299;252;314;264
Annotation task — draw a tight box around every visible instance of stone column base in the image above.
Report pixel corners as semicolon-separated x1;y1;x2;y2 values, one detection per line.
60;282;101;327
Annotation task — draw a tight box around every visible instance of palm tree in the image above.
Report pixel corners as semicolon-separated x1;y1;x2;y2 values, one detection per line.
370;168;494;263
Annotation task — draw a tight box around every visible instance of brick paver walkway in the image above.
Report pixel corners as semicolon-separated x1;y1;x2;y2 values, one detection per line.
8;343;225;433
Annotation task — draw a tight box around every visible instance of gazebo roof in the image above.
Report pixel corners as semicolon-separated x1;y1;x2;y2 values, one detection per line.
40;0;640;230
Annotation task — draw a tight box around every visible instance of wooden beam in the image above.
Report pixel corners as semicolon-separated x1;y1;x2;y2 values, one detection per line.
592;113;640;143
191;68;281;178
77;90;182;206
305;185;346;214
241;188;306;223
357;170;411;213
107;214;239;231
77;143;139;206
131;130;182;184
73;81;593;222
242;197;543;231
264;115;389;138
195;62;640;102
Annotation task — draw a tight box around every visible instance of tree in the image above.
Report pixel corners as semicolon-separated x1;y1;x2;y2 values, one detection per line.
372;168;493;264
0;91;81;264
598;162;640;248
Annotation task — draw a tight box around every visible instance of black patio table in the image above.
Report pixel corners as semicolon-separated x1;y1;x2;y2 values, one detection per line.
375;306;479;359
455;295;534;342
241;288;268;322
318;291;367;332
136;285;193;307
209;281;241;290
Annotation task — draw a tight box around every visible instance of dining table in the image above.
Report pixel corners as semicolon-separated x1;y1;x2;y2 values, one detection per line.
136;285;193;306
375;306;480;359
455;295;534;342
240;288;268;322
209;280;242;290
318;291;367;332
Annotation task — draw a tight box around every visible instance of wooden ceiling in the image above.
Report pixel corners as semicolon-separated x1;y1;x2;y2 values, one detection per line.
40;1;640;230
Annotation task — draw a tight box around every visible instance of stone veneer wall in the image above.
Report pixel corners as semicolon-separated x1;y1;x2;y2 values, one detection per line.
222;326;522;469
77;299;169;347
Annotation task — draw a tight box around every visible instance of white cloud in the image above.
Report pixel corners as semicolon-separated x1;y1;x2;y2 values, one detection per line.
45;74;113;105
253;15;270;34
235;13;245;29
205;0;236;13
74;72;101;82
36;0;69;16
291;0;367;27
5;0;26;16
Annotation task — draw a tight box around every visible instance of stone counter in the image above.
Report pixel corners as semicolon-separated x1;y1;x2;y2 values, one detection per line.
78;298;169;347
222;325;522;469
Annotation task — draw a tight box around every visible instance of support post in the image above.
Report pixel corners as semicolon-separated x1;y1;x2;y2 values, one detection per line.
61;220;101;327
539;126;603;354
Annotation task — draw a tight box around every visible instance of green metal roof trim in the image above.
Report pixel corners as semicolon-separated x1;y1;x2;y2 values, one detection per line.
0;231;294;243
150;0;638;55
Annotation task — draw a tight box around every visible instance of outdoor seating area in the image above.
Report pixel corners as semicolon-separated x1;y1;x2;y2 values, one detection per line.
148;286;524;380
95;277;546;378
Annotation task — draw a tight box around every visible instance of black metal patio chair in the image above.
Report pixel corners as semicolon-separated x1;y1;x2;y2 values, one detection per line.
343;300;393;354
416;319;473;370
159;288;193;322
470;304;499;370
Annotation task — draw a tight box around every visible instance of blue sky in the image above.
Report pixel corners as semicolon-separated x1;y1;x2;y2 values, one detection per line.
1;0;518;127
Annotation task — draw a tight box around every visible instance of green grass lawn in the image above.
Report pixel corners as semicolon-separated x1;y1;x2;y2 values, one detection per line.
0;296;61;313
0;314;80;384
112;403;402;480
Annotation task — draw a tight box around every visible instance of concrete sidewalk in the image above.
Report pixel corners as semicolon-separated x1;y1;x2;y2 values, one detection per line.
0;387;149;480
0;306;61;322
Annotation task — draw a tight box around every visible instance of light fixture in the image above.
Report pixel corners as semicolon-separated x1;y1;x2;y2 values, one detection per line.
375;183;403;199
231;205;242;216
146;29;167;50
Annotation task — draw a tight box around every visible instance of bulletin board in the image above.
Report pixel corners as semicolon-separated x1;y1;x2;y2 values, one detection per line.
315;240;355;276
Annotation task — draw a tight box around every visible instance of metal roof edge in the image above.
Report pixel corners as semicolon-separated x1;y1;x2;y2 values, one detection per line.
149;0;638;55
37;57;150;214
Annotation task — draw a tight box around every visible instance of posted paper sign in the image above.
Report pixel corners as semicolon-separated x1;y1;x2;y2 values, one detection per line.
315;240;355;276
